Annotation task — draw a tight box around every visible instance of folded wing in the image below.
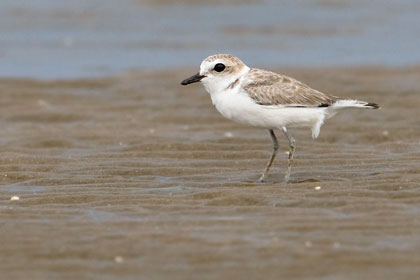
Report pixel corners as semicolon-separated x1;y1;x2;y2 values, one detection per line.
243;68;339;107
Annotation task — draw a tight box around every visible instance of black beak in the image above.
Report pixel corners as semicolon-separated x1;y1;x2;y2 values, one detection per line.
181;73;205;85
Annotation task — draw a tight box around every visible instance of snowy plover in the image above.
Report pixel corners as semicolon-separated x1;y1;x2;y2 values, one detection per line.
181;54;379;182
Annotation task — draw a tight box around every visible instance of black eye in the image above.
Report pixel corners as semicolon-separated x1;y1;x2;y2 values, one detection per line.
213;63;225;72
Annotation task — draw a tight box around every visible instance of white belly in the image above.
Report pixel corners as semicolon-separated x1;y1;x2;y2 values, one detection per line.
210;90;326;137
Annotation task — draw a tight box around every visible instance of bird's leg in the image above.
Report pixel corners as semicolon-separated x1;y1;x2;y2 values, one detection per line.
259;129;279;182
282;126;295;183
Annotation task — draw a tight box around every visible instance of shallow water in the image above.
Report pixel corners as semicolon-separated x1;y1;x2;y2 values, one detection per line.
1;0;420;78
1;66;420;279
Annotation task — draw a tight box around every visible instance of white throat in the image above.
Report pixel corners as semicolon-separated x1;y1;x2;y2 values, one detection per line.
201;66;250;96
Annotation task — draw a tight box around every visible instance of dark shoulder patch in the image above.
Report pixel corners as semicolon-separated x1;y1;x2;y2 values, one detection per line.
226;78;240;90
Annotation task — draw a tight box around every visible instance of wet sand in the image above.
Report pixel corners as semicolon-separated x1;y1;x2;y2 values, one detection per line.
1;66;420;279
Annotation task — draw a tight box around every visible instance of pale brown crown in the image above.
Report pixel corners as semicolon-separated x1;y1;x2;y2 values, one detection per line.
203;54;245;66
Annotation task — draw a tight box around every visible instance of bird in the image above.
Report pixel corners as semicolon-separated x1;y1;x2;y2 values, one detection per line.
181;54;379;183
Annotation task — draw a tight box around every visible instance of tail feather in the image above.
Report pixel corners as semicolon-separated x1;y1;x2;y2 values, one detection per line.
331;99;380;109
365;102;380;109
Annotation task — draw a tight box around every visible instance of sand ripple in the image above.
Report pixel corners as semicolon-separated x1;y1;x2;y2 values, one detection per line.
1;67;420;279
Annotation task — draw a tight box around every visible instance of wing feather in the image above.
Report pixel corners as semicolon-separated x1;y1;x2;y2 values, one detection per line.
242;68;339;107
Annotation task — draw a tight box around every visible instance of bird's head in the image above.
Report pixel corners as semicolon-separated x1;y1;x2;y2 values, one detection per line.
181;54;249;93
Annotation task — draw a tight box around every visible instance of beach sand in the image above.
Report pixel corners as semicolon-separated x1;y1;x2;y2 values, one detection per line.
1;66;420;279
